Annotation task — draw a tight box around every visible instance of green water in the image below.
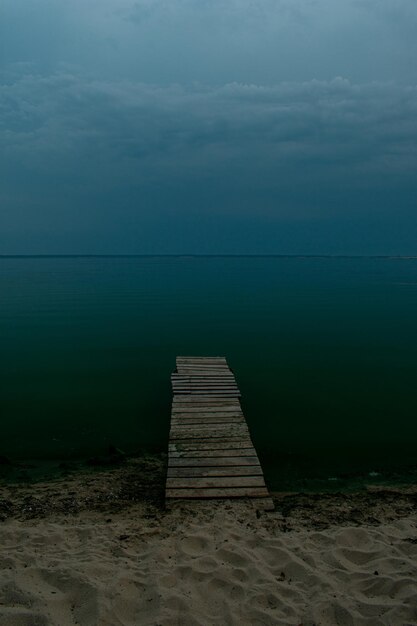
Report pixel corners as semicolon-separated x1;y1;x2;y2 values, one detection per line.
1;256;417;489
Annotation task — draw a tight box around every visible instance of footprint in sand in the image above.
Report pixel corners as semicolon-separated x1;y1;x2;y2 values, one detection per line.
192;556;218;573
230;567;249;583
180;534;212;557
216;547;249;568
207;575;245;602
336;527;375;549
37;568;99;626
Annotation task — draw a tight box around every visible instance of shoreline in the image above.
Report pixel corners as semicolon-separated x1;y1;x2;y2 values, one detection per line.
3;449;417;495
1;459;417;624
1;455;417;527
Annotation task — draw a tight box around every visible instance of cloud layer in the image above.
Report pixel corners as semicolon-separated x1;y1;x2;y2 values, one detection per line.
2;70;416;190
1;1;416;253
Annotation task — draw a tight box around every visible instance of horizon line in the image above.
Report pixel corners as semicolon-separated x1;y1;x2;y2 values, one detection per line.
1;254;417;260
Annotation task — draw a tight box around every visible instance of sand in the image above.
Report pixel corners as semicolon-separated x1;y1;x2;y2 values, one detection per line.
1;459;417;626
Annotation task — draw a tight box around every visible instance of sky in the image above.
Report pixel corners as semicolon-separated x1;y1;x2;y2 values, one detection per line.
1;0;416;254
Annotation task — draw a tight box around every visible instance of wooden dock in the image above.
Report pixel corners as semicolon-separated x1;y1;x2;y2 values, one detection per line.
166;356;273;508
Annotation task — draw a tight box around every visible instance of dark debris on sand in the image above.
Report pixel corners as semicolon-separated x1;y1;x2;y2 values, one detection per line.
0;455;167;522
2;455;417;529
271;487;417;530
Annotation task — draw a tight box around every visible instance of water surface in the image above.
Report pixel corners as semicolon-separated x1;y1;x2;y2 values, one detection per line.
2;256;417;489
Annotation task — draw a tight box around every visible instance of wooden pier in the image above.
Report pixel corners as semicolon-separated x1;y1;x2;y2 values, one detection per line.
166;357;273;508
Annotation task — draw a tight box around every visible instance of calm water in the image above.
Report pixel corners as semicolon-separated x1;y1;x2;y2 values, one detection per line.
1;256;417;489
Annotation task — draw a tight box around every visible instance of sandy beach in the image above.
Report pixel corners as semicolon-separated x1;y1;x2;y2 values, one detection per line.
1;458;417;626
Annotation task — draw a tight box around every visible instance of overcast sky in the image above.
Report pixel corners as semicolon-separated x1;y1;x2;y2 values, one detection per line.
1;0;416;254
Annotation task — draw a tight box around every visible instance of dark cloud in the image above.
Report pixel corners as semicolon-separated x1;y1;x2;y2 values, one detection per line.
1;1;416;253
2;70;416;195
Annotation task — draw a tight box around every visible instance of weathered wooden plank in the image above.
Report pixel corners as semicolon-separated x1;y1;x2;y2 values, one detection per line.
176;389;240;398
169;448;257;458
173;391;240;394
176;366;230;371
166;487;269;499
172;406;243;413
176;365;229;371
172;382;237;386
172;402;241;408
176;359;228;363
176;365;230;368
172;406;241;410
171;422;245;430
176;375;231;380
171;415;247;424
174;398;241;401
177;357;227;360
171;419;246;427
168;456;260;467
176;362;228;366
171;417;246;425
172;406;243;419
172;381;238;386
177;356;227;361
176;368;230;372
177;361;230;372
177;360;227;366
173;384;237;388
175;375;232;380
171;375;236;384
167;465;264;477
171;394;239;400
169;437;250;444
173;383;238;387
172;415;244;422
170;425;248;435
171;415;246;426
170;429;249;440
172;376;237;381
168;437;254;454
172;397;240;402
172;397;240;403
172;410;243;417
172;384;240;395
176;362;227;366
176;370;231;375
172;374;236;379
173;389;240;394
172;378;237;382
174;395;241;399
170;433;249;442
175;372;231;377
176;364;228;368
173;386;238;390
171;413;242;420
170;424;247;431
172;401;241;407
174;393;238;404
170;433;249;441
166;476;266;489
173;388;240;393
